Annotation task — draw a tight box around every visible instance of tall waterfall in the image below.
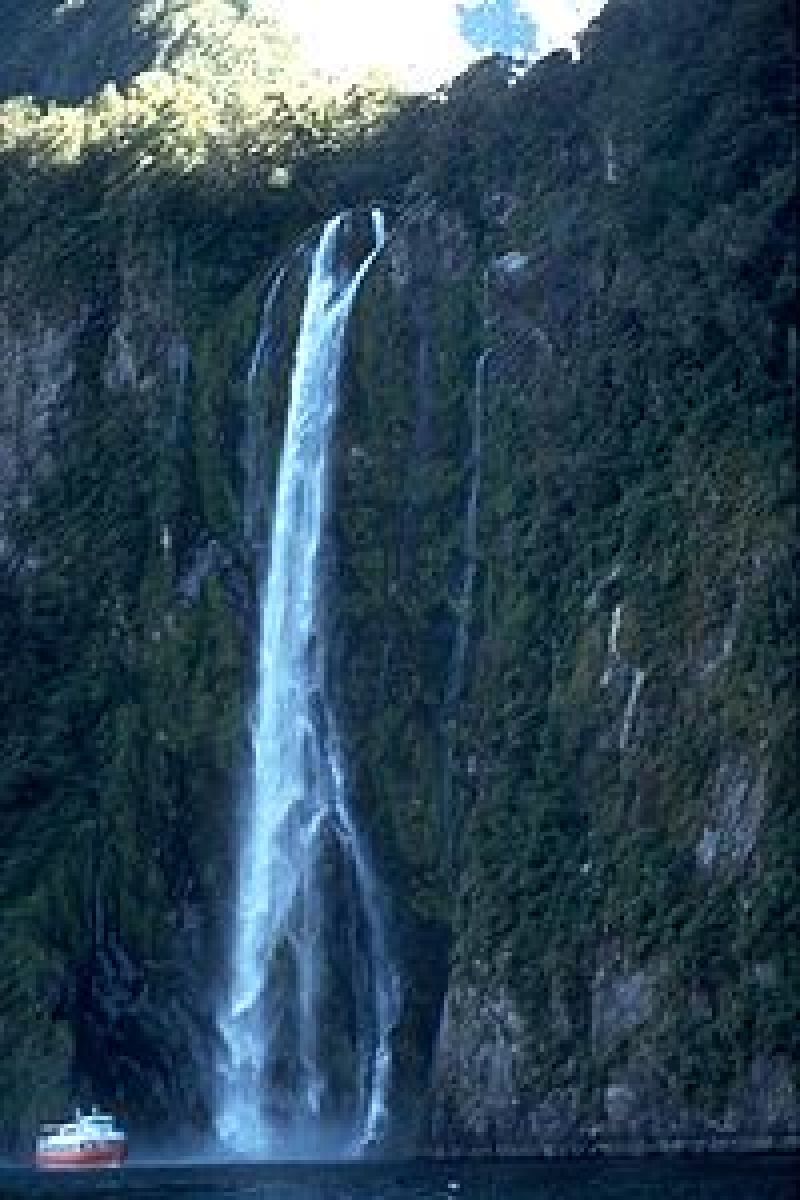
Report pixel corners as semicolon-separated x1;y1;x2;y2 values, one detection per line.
217;212;395;1157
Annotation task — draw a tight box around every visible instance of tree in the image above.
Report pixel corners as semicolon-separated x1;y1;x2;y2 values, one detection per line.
457;1;537;58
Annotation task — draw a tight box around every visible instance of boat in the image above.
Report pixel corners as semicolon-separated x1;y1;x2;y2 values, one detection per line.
35;1106;128;1169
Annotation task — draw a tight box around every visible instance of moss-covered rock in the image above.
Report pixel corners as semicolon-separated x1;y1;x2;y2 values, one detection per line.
0;0;796;1155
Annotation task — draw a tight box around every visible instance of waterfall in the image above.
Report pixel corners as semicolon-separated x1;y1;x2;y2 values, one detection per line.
620;667;646;750
441;349;488;861
447;349;488;712
217;211;395;1158
242;262;289;547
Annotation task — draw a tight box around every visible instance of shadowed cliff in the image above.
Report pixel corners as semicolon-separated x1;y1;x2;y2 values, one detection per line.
0;0;796;1155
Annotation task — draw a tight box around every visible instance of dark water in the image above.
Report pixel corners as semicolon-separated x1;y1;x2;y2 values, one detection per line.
0;1156;796;1200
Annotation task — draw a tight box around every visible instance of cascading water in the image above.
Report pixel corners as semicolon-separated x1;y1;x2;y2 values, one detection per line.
217;211;395;1157
242;262;288;547
447;349;488;713
441;349;489;860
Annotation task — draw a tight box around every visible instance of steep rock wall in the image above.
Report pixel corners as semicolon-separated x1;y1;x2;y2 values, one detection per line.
330;15;797;1142
0;215;270;1147
0;0;795;1156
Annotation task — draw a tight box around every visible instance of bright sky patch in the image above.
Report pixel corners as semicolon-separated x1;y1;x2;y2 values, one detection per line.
266;2;608;90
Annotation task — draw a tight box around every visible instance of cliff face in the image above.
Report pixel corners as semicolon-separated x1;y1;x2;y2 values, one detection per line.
334;185;797;1147
0;0;796;1154
0;224;247;1143
330;2;797;1150
0;1;309;105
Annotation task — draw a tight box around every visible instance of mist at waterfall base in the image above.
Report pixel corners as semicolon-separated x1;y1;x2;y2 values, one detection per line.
1;1156;797;1199
215;211;396;1161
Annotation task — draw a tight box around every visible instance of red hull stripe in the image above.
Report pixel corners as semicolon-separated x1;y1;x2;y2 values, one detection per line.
36;1147;127;1169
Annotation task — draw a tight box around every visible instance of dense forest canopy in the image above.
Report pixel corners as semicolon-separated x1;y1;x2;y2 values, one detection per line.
0;0;796;1155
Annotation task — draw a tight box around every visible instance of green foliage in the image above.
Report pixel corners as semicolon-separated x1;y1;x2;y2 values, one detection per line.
333;0;798;1134
0;0;795;1148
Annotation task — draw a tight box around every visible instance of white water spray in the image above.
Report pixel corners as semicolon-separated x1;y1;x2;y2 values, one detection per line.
243;262;289;546
217;211;394;1157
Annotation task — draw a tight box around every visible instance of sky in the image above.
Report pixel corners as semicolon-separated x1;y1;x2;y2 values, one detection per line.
266;2;608;90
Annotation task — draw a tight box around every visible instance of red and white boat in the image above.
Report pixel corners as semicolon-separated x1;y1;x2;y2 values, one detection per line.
35;1106;128;1169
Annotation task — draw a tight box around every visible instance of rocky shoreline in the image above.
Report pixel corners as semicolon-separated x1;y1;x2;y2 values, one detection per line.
427;1133;800;1159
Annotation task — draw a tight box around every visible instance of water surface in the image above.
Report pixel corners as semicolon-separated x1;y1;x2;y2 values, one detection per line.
0;1155;796;1199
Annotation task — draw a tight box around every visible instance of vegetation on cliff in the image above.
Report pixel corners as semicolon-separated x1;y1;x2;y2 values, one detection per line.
0;0;408;1146
335;0;797;1143
0;0;796;1150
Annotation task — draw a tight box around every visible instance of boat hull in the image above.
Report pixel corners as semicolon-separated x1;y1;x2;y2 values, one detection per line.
35;1144;128;1170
